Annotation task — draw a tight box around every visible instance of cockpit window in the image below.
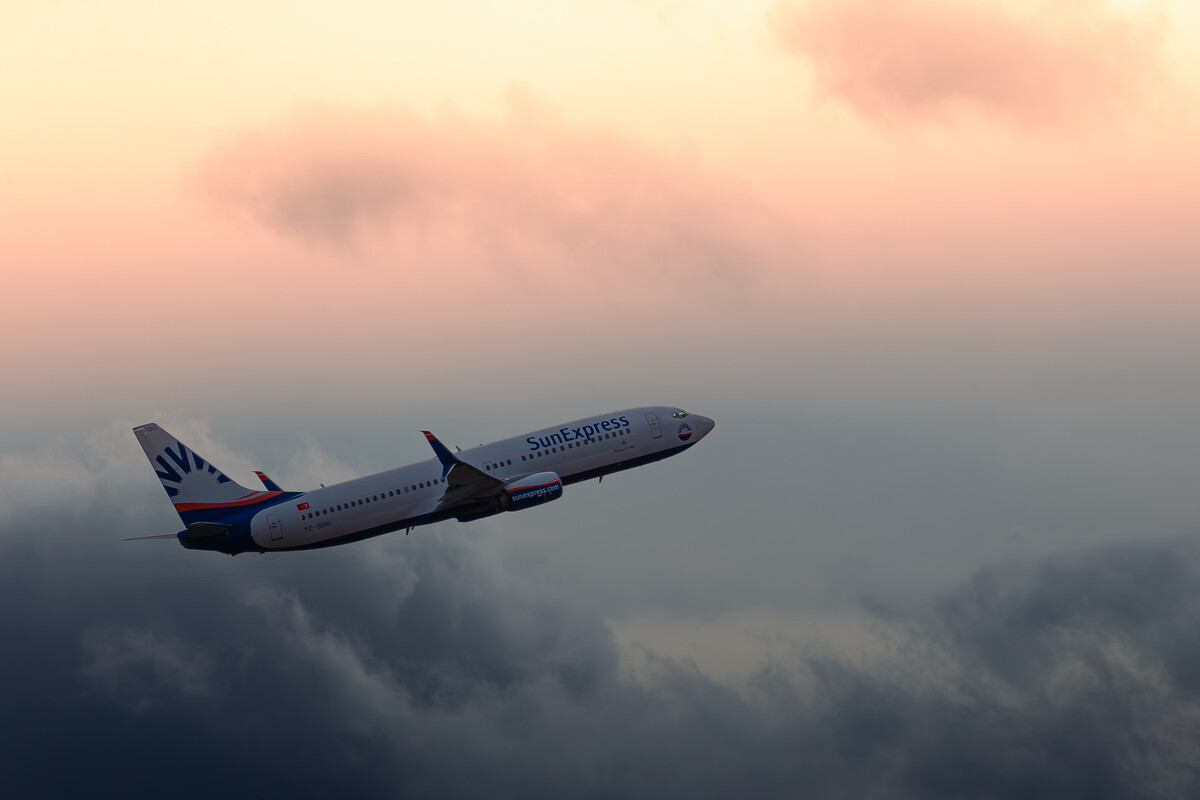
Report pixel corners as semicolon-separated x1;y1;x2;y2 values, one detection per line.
671;411;689;418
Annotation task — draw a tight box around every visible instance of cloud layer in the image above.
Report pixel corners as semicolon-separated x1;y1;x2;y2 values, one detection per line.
770;0;1166;125
2;435;1200;798
195;92;799;290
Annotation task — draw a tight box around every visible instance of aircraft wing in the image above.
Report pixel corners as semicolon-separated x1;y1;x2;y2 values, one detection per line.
254;470;283;492
422;431;507;510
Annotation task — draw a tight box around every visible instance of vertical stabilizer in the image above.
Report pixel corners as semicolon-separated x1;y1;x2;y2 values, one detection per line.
132;423;273;523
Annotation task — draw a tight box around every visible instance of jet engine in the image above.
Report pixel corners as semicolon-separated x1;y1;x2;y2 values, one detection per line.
502;472;564;512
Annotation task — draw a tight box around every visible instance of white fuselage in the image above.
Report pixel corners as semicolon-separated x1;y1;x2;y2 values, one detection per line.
248;406;713;550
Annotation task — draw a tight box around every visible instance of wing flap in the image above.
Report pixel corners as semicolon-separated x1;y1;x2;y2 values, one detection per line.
445;460;504;492
422;430;506;511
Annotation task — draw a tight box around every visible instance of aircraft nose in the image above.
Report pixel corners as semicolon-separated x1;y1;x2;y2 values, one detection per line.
694;414;716;438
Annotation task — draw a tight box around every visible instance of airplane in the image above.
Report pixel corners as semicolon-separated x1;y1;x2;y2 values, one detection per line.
131;406;715;555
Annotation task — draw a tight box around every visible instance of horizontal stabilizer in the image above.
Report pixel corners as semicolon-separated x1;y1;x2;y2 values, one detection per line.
123;532;181;541
184;522;232;539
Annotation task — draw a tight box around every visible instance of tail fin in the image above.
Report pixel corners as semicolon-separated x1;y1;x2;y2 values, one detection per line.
132;423;274;524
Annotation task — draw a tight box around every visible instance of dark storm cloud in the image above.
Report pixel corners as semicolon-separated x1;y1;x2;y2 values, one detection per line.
3;437;1200;798
769;0;1166;126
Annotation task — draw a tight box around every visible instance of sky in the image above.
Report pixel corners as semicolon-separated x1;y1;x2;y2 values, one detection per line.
3;0;1200;795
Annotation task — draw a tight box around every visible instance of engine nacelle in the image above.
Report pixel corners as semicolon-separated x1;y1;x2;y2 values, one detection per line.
502;472;564;512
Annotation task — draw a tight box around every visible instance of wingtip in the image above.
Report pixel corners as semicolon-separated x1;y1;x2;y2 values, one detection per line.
423;431;436;441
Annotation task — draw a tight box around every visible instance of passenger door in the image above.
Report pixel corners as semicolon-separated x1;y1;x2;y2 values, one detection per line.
646;412;663;439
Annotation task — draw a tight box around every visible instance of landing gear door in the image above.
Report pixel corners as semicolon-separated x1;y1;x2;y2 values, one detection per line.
267;512;283;541
646;412;663;439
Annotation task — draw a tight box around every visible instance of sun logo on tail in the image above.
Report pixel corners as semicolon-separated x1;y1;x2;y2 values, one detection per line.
153;441;231;497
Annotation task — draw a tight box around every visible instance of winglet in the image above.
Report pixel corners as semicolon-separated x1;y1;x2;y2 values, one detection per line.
254;470;283;492
422;431;461;479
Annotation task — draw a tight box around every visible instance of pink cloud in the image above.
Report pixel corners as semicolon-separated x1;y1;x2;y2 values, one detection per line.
769;0;1166;125
193;91;801;289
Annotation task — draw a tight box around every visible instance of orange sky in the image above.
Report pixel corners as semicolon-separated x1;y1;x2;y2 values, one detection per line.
2;0;1198;434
